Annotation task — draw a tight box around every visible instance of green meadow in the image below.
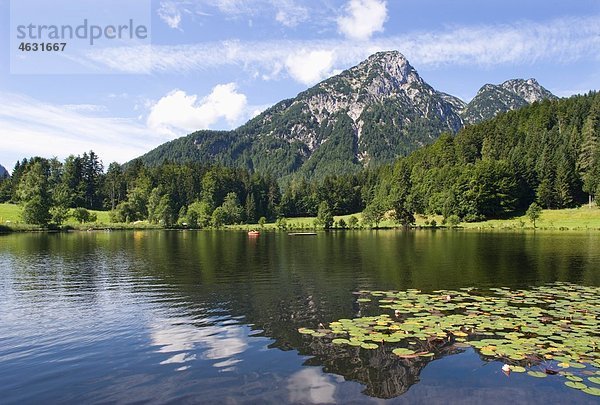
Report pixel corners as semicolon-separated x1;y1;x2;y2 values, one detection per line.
3;202;600;232
0;203;158;231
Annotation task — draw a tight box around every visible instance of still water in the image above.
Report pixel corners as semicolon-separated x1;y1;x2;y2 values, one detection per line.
1;230;599;404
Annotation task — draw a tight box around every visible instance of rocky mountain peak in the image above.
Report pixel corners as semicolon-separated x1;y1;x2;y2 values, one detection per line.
477;84;500;95
463;78;556;124
500;78;555;104
361;51;412;75
348;51;422;91
278;50;463;161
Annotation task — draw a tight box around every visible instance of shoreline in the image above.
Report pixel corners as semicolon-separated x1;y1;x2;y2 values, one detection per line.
3;204;600;234
3;223;600;234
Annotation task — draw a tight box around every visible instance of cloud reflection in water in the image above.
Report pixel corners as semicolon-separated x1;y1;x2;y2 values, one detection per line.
149;316;249;371
287;368;341;404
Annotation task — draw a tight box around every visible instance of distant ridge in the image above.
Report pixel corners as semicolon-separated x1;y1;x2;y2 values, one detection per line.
463;78;556;124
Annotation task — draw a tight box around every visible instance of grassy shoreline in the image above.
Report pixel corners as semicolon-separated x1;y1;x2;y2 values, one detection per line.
2;203;600;233
0;204;162;233
227;205;600;232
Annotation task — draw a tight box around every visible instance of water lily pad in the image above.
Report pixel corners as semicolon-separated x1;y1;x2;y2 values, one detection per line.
300;282;600;390
527;371;547;378
565;381;587;390
392;348;416;357
582;387;600;396
481;348;496;356
589;377;600;385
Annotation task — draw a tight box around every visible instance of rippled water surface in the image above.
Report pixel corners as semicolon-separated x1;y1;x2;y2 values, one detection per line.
1;230;599;404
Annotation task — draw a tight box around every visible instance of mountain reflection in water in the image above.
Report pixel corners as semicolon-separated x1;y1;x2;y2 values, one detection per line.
0;230;599;403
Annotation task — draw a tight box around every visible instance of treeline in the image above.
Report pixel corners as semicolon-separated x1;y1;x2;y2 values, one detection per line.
0;152;374;227
1;92;598;228
0;152;105;225
365;91;600;224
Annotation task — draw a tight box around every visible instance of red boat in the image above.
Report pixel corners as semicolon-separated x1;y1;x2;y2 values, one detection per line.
247;230;260;237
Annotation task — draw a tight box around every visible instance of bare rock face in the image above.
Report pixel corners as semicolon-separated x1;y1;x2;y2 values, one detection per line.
500;78;555;104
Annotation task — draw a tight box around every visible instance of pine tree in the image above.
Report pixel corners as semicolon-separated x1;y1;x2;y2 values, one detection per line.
81;151;104;209
61;155;85;207
104;162;125;210
554;154;576;208
579;95;600;204
245;193;257;224
536;177;555;209
389;160;415;227
221;192;242;224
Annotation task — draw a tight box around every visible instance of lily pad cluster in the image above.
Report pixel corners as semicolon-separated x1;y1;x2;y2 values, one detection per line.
298;283;600;397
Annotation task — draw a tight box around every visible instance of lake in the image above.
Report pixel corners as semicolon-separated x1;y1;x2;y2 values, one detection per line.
1;230;599;404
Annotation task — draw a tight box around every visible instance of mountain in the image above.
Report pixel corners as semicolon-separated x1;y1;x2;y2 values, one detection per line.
137;51;555;178
0;164;8;178
462;78;556;124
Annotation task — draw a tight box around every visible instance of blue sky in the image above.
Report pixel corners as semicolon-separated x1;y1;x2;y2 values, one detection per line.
1;0;599;171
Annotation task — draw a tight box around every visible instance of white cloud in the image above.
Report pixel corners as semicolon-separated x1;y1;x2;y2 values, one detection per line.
83;15;600;83
0;93;162;167
209;0;257;15
0;86;267;167
147;83;248;136
285;50;335;85
158;1;184;29
275;1;309;27
337;0;387;41
261;61;284;81
108;92;130;99
157;0;311;28
62;104;108;113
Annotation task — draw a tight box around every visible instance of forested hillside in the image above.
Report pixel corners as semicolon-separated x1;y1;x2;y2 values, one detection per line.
1;92;597;228
370;92;600;223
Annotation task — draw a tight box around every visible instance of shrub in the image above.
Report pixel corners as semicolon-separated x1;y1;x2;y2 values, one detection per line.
276;217;288;230
73;207;94;224
446;214;461;228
